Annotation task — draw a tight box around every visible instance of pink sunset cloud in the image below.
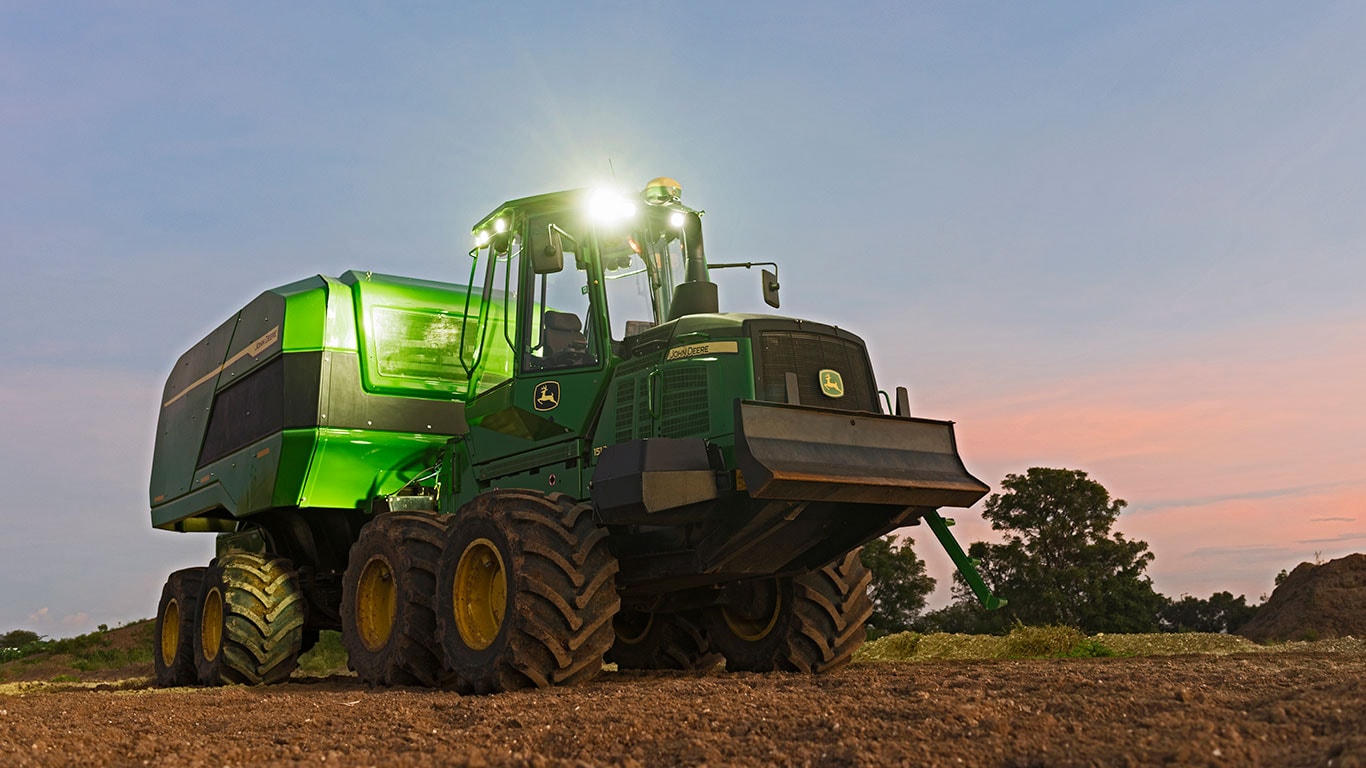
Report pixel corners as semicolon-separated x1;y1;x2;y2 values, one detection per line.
915;312;1366;604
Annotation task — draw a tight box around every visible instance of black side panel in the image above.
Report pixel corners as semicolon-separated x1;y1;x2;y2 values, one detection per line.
196;350;464;470
199;356;287;466
322;351;467;435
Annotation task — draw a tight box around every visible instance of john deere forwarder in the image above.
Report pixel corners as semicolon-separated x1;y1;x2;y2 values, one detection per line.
150;178;1001;691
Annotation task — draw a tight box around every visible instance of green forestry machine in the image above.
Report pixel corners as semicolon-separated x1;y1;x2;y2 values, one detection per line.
149;178;1002;691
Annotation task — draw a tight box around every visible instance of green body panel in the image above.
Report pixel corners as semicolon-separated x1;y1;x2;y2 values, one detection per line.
588;334;756;462
298;428;450;508
150;271;508;531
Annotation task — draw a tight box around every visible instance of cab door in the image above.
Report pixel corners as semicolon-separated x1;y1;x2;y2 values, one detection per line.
462;221;607;493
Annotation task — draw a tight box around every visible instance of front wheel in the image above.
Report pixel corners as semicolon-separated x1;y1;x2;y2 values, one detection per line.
704;549;873;674
434;490;620;694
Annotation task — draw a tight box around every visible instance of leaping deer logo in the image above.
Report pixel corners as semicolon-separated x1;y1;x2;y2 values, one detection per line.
534;381;561;411
819;369;844;398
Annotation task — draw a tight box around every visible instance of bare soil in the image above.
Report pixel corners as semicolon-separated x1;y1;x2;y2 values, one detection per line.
3;649;1364;767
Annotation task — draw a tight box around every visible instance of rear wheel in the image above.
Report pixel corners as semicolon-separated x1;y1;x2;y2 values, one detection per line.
340;512;450;687
154;567;206;687
435;490;619;694
704;549;873;674
608;610;721;672
195;553;306;685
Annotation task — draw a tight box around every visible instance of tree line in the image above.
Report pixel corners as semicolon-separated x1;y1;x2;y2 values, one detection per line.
860;467;1262;636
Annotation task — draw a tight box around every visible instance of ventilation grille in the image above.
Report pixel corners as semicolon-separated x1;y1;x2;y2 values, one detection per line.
660;366;710;437
756;331;877;412
613;377;637;444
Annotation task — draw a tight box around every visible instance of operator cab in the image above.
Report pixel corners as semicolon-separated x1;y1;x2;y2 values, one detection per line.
458;178;730;393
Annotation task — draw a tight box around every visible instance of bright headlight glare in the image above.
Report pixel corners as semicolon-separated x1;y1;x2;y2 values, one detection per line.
588;189;636;224
475;230;490;247
669;211;686;228
494;218;507;234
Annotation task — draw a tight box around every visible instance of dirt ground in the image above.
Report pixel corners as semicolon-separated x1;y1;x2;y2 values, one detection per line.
2;649;1364;767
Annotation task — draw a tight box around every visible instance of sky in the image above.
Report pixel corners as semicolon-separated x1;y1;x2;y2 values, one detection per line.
2;1;1363;636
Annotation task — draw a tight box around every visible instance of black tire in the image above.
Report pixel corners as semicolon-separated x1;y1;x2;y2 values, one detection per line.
435;490;619;694
608;610;721;672
704;549;873;674
153;567;206;687
195;553;306;685
340;512;450;687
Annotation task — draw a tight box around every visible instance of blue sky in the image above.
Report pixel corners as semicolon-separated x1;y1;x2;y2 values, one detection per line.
2;2;1364;635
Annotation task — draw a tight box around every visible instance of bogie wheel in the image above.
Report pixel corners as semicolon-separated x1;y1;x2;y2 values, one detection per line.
435;490;620;694
704;549;873;674
340;512;451;687
608;609;721;672
195;553;306;685
154;567;206;687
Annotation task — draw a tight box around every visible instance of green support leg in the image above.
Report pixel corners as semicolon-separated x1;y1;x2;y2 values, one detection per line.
922;509;1007;611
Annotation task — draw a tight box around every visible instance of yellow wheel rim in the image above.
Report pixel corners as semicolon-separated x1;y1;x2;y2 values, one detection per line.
453;538;507;651
200;587;223;663
356;555;398;653
615;611;654;646
722;586;782;642
160;599;180;667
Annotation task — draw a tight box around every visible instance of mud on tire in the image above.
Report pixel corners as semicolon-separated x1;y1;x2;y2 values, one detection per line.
341;511;451;687
154;567;206;687
435;490;620;694
608;610;721;672
195;553;306;685
705;549;873;674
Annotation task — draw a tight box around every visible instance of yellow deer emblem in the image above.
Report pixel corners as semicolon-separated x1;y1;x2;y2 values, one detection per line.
534;381;561;411
819;369;844;399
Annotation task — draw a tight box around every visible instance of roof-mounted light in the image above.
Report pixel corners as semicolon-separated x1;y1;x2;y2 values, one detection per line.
475;230;490;247
669;211;686;228
587;188;636;225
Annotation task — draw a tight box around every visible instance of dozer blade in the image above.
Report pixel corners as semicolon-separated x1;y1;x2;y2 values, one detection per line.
733;399;989;509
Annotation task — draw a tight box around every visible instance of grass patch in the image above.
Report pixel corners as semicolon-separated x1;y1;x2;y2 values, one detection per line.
856;626;1366;663
852;625;1300;663
295;631;348;677
68;646;154;672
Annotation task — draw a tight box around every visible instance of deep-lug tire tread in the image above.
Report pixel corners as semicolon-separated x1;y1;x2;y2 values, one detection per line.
340;512;451;687
710;549;873;674
197;553;305;685
154;567;206;687
608;610;722;672
437;490;620;694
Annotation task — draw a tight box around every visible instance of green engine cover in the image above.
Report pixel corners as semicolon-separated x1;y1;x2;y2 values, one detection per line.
149;271;513;531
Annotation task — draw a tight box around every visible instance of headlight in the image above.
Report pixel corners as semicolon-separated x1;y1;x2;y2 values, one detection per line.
587;188;637;225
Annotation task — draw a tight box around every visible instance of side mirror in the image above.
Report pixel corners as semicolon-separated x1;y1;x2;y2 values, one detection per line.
530;225;565;274
762;268;780;309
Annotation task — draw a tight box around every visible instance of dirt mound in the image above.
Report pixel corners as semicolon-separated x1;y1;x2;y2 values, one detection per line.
1239;554;1366;642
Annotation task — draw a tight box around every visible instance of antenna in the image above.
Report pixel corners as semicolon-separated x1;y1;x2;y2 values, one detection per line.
608;158;617;181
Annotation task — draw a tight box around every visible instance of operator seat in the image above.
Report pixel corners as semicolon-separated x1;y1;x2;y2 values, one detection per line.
542;310;589;364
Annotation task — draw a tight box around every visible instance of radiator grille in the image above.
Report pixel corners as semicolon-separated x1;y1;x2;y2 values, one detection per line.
613;377;637;444
756;330;877;412
659;366;710;437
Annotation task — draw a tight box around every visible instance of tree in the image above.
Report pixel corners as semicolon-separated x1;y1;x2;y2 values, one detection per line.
859;535;936;635
953;467;1166;633
1;629;40;648
1159;592;1260;634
